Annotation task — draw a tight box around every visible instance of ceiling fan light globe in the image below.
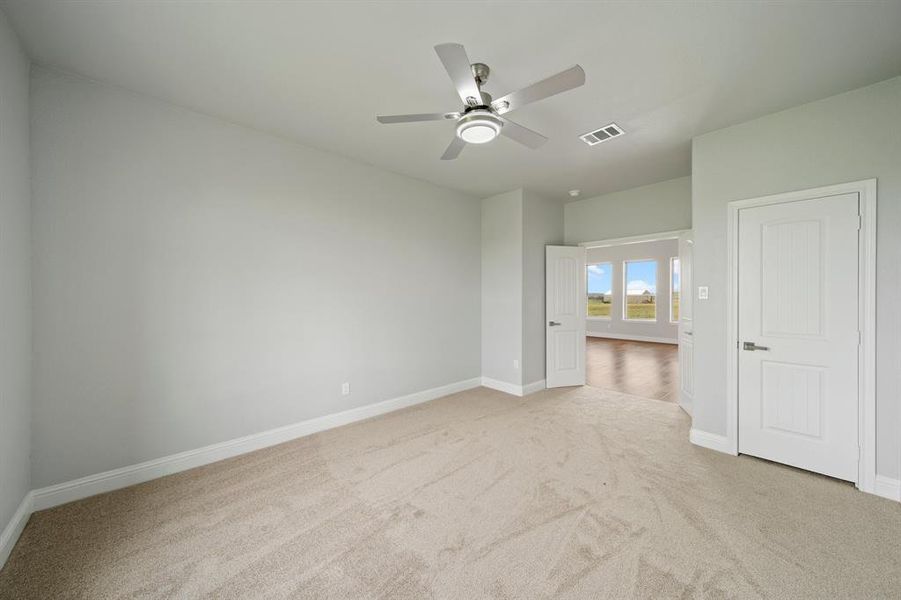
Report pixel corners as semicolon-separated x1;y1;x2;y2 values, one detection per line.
459;123;498;144
455;111;503;145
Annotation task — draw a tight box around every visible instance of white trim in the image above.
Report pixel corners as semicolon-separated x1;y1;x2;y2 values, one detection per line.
31;377;481;512
586;332;677;345
873;475;901;502
725;179;878;493
522;379;547;395
480;377;546;397
0;491;33;569
579;229;691;249
689;429;732;454
481;377;522;396
669;256;680;324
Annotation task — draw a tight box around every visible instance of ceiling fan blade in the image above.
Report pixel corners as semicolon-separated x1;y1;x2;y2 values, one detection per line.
499;118;548;149
492;65;585;114
434;43;483;105
440;136;466;160
376;112;460;124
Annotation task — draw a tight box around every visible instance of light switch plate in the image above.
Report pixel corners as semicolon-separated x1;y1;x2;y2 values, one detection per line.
698;286;709;300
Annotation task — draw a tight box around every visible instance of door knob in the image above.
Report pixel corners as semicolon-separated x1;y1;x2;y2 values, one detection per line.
743;341;770;351
548;321;562;326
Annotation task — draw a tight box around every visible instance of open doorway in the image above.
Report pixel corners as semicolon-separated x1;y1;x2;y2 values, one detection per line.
580;231;692;411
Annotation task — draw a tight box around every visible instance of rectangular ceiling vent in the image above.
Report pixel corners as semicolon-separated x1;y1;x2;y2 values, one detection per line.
580;123;624;146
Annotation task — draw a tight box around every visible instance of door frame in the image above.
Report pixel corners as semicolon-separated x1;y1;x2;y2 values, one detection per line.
725;179;877;493
578;229;691;250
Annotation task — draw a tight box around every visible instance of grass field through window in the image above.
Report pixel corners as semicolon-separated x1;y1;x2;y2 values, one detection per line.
625;295;656;320
587;295;611;317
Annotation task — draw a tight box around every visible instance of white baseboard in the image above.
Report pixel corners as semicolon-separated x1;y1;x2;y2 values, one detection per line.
31;377;481;512
522;379;547;395
480;377;545;397
586;332;677;345
873;475;901;502
480;377;521;396
689;428;733;454
0;491;33;569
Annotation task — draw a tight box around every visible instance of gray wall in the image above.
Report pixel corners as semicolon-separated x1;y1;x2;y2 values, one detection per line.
522;190;564;385
586;239;679;342
692;75;901;479
564;177;691;244
0;10;31;534
30;67;482;488
481;190;523;386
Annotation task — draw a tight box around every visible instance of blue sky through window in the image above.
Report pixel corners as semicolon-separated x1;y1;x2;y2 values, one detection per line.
587;263;612;294
625;260;657;295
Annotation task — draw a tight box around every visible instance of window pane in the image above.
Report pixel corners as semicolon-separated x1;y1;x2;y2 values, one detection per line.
586;262;612;318
624;260;657;320
671;258;680;322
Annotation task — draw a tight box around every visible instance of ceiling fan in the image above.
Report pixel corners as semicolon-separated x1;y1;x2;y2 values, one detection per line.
376;43;585;160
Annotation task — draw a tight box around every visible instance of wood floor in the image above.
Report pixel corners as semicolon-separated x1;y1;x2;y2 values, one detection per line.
586;337;679;402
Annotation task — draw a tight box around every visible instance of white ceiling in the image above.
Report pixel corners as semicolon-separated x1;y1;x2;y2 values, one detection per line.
4;1;901;201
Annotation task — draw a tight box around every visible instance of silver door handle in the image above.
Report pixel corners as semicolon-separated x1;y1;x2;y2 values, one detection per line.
743;341;769;351
548;321;562;326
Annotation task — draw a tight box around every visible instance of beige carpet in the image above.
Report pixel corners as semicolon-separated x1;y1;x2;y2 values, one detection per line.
1;386;899;599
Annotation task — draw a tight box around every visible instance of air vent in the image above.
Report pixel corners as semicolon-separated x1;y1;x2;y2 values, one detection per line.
580;123;624;146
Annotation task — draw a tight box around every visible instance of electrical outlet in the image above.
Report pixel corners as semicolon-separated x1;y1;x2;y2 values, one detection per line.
341;382;350;395
513;359;519;370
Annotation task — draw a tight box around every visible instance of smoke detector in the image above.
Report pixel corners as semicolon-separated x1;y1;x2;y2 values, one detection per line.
580;123;624;146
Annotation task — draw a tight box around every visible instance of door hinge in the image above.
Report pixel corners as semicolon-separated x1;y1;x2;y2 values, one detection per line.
857;215;862;230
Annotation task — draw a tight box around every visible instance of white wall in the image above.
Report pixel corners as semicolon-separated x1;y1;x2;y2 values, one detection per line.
692;75;901;480
0;9;32;542
481;189;564;389
522;190;564;385
481;190;523;386
586;239;679;342
29;67;482;488
564;176;691;244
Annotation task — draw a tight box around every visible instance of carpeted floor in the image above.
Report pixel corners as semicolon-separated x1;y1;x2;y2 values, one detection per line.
1;386;899;599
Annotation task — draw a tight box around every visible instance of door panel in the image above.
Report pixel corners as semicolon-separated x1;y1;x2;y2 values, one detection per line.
761;218;824;337
738;193;859;482
546;246;586;388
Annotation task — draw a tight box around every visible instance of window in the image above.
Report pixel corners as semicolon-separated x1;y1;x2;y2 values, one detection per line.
586;262;613;318
624;260;657;321
670;257;680;323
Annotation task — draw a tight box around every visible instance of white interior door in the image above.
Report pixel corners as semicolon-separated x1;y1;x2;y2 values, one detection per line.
546;245;586;388
738;192;859;481
677;232;694;415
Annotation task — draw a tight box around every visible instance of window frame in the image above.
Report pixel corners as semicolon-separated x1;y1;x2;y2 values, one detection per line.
669;256;680;324
622;258;658;322
586;261;613;320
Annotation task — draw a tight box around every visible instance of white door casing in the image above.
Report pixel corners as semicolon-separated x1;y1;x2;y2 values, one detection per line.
678;232;694;415
737;192;860;482
546;245;586;388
